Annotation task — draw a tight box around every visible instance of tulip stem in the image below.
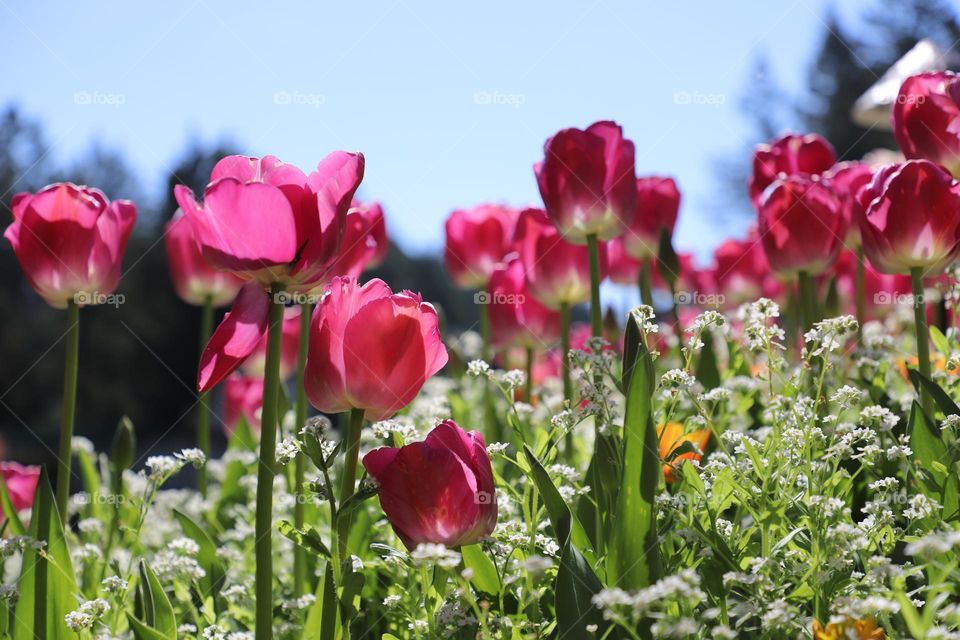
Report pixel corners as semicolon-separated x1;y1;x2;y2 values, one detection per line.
293;302;313;597
254;284;286;640
524;347;534;404
798;270;819;331
479;294;498;440
559;302;573;404
197;295;214;497
332;406;365;638
55;300;80;519
911;268;934;417
855;247;866;331
639;258;654;308
587;233;603;338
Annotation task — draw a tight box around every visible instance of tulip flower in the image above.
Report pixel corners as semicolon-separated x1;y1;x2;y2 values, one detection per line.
4;182;136;518
243;306;302;380
893;71;960;177
859;160;960;416
354;200;389;269
749;133;837;206
224;374;264;436
622;176;681;260
363;420;497;549
825;161;875;325
0;461;41;513
536;120;635;340
658;422;710;483
605;237;643;285
514;207;606;401
164;210;244;308
330;201;390;279
444;204;517;290
711;233;779;307
487;259;561;401
177;152;362;639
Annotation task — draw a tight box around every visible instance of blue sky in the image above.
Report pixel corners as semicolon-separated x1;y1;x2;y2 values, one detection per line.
1;0;865;258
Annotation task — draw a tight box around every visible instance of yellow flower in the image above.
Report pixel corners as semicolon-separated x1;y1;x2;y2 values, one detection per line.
813;617;885;640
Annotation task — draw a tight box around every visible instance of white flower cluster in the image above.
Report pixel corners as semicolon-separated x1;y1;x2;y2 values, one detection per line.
64;598;110;631
410;543;462;568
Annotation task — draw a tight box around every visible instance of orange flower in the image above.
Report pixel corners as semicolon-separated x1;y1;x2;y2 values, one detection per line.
895;355;960;380
657;422;710;483
813;617;885;640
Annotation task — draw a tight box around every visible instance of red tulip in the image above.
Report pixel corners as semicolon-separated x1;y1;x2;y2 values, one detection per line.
164;210;243;307
305;277;448;421
444;204;517;289
622;176;680;259
749;133;836;206
4;183;136;309
535;120;637;243
831;250;902;313
858;160;960;275
487;259;561;350
224;374;264;436
757;175;846;276
363;420;497;549
605;237;643;285
711;230;783;306
243;306;302;380
513;207;606;309
180;153;364;392
893;71;960;176
355;200;389;269
0;461;40;513
825;161;874;246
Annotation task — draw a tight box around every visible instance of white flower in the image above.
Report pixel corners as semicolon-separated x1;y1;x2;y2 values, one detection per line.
275;437;301;466
176;448;206;467
410;543;461;568
467;360;491;377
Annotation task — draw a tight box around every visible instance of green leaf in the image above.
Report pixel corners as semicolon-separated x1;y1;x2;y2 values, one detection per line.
278;520;332;558
695;330;721;390
908;368;960;418
126;614;175;640
13;469;77;640
930;326;951;356
136;560;177;639
174;510;227;607
302;562;338;640
555;541;605;636
75;447;101;519
461;544;501;595
656;227;680;290
339;571;365;625
910;401;948;476
606;314;663;589
0;476;25;536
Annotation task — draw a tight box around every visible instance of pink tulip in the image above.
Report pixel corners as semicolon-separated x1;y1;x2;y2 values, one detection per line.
831;250;902;314
824;161;874;246
893;71;960;176
757;175;846;277
224;374;264;435
535;120;637;243
513;207;606;309
363;420;497;549
605;237;643;285
329;201;390;279
4;183;136;309
355;200;389;269
749;133;836;206
179;153;364;392
242;306;302;380
164;210;244;307
487;259;561;350
444;204;518;289
858;160;960;275
622;176;681;259
711;230;782;306
0;462;41;513
305;277;448;421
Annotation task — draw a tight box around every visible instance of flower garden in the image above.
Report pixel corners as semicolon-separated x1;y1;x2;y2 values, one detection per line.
3;71;960;640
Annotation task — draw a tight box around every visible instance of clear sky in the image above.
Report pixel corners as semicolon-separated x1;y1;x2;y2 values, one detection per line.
1;0;866;258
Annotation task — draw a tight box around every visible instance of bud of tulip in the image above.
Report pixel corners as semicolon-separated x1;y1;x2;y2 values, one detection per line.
858;160;960;275
164;210;244;307
535;120;637;243
110;416;137;474
0;461;40;513
757;176;846;277
4;183;136;309
305;277;448;421
444;204;518;289
749;133;836;206
362;420;497;549
513;207;606;309
893;71;960;177
622;176;681;259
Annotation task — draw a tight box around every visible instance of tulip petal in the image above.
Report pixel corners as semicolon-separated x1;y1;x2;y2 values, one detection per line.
198;282;270;392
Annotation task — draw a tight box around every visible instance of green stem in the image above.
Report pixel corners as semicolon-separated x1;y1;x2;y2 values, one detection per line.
479;298;498;440
55;300;80;518
479;295;492;363
587;233;603;338
34;474;51;640
293;302;313;596
333;407;365;639
638;258;654;308
911;268;934;417
524;346;533;404
197;296;214;497
559;302;573;404
855;246;866;330
798;270;819;332
254;284;286;640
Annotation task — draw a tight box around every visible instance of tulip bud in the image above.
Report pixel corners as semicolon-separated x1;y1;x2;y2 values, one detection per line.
0;461;41;513
110;416;136;473
749;133;836;206
164;210;244;307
